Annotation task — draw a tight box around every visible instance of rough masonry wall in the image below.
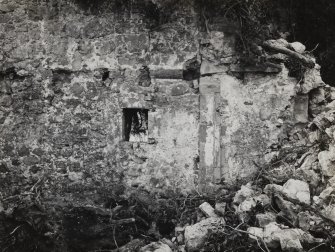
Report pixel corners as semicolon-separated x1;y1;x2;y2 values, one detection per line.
0;0;201;199
0;0;318;197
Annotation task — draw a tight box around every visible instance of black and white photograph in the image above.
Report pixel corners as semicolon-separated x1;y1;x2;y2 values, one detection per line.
0;0;334;251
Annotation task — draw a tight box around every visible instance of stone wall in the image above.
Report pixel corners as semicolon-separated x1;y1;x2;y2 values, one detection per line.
0;0;319;196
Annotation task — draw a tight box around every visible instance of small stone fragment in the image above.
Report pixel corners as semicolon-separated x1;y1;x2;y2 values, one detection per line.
170;84;189;96
322;204;335;223
290;42;306;54
296;169;320;188
176;233;184;244
17;69;29;76
178;245;186;252
266;38;290;48
301;67;324;94
215;202;226;216
280;236;303;252
256;212;276;227
318;187;334;202
184;217;224;252
253;194;271;206
236;198;257;222
299;154;318;170
0;95;13;107
318;146;335;177
68;171;83;182
238;198;256;212
175;226;185;235
139;241;172;252
264;184;284;195
297;211;322;231
263;222;282;248
247;227;263;240
282;179;310;204
117;239;146;252
275;196;300;222
161;238;176;251
233;183;255;204
199;202;219;218
70;83;85;97
22;156;39;166
325;100;335;111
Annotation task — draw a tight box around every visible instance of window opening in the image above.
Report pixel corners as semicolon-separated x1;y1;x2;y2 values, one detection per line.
123;108;148;142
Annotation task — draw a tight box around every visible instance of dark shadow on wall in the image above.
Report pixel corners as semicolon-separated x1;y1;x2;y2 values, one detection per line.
71;0;160;26
72;0;128;13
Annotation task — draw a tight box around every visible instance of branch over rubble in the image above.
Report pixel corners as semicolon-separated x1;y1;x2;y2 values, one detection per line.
262;40;315;68
274;190;335;227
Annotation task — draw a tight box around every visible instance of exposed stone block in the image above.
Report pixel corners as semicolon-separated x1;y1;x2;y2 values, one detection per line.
22;156;40;166
0;95;13;107
125;34;149;53
256;212;276;227
18;146;30;157
300;66;324;94
150;69;183;79
318;146;335;177
184;217;225;252
200;60;228;75
199;202;219;218
84;19;110;39
139;241;172;252
64;23;82;39
170;84;189;96
215;202;226;216
2;144;15;156
290;42;306;53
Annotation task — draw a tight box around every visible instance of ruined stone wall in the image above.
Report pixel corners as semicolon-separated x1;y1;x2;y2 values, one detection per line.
0;0;317;197
0;0;202;198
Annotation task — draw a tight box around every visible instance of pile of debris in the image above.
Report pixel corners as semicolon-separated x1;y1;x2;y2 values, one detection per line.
131;179;333;252
131;180;328;252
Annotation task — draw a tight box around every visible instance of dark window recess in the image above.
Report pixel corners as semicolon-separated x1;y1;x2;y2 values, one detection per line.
183;57;200;81
102;70;109;81
123;108;148;142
